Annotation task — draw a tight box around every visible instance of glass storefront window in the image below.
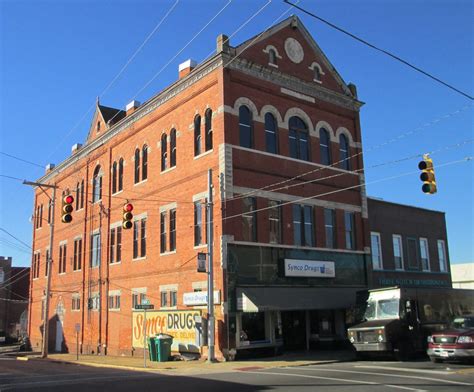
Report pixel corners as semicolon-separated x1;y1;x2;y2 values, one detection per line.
241;312;266;342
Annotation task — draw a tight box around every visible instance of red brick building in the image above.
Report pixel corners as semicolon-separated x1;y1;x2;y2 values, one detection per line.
29;16;369;359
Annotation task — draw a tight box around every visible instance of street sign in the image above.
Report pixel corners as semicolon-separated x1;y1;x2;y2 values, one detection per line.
197;252;207;273
75;323;81;333
135;304;154;310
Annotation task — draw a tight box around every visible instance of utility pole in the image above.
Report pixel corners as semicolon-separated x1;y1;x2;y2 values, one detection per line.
24;180;57;359
206;169;215;363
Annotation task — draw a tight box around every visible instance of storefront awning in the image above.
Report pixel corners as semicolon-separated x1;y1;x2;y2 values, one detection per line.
236;286;364;312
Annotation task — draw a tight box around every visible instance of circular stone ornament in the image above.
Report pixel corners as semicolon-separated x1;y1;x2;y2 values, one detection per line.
284;38;304;63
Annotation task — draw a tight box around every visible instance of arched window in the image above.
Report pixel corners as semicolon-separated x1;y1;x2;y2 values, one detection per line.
339;134;350;170
134;148;140;184
314;67;321;81
205;109;213;151
264;113;278;154
118;158;124;191
170;129;177;168
142;144;148;181
92;165;102;203
194;115;201;156
80;180;84;209
320;128;332;165
239;105;253;148
289;116;309;161
112;161;117;194
269;49;277;66
161;134;168;171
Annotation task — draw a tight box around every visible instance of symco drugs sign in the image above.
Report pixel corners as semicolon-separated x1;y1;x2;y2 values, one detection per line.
284;259;335;278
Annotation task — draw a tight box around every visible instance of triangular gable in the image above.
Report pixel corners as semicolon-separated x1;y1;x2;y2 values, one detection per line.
86;102;125;144
235;15;354;98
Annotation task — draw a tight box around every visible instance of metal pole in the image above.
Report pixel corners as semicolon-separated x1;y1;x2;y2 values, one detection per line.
76;331;79;361
42;185;56;358
207;169;215;363
143;308;147;367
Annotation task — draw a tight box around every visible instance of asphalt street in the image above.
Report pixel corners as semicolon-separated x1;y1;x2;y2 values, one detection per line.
0;357;473;391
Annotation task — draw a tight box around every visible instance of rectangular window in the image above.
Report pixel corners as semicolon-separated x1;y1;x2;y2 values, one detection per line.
72;295;81;311
108;293;121;310
160;211;167;253
90;233;101;267
370;232;382;270
242;197;257;242
44;249;50;277
110;227;122;264
170;291;177;307
324;208;336;248
437;240;447;272
393;234;404;270
132;217;147;259
293;205;314;246
194;201;205;246
407;237;420;270
140;218;147;258
133;222;139;259
344;212;355;250
89;293;100;311
420;238;430;271
73;238;82;271
169;209;176;251
160;291;168;308
132;290;147;309
59;243;67;274
268;200;281;244
33;252;40;279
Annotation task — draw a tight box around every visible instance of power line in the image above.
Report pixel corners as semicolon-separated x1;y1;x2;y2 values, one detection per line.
0;227;32;250
45;0;181;161
0;151;44;169
0;174;25;182
225;103;473;202
283;0;474;101
222;156;473;222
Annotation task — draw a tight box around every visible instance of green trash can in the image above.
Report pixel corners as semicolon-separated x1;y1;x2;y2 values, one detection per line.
147;336;157;361
155;333;173;362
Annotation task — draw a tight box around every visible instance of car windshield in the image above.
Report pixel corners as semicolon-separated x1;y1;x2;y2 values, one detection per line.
451;317;474;329
364;298;400;320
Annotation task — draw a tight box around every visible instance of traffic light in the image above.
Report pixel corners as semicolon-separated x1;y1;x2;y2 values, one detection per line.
418;154;437;194
62;194;74;223
122;203;134;229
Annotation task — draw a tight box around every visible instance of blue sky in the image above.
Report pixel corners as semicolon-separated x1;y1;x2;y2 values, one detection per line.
0;0;472;267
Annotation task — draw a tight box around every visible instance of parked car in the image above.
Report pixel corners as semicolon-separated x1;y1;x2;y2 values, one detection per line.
427;315;474;363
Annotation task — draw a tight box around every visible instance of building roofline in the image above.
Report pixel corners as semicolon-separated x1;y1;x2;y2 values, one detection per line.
367;196;445;214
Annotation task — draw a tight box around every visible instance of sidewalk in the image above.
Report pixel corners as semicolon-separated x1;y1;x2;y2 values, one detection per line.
30;349;355;375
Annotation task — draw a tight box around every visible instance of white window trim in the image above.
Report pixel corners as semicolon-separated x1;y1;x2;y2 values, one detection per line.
392;234;404;270
419;237;430;271
370;232;383;270
437;239;447;272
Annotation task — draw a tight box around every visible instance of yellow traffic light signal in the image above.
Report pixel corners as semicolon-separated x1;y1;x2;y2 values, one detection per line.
62;194;74;223
418;154;437;194
122;203;134;229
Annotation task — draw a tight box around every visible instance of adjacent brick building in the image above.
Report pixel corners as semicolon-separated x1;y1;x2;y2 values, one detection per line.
368;197;452;289
0;256;29;341
29;16;370;359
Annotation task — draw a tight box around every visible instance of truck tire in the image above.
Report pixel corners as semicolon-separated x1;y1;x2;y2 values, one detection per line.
395;341;414;361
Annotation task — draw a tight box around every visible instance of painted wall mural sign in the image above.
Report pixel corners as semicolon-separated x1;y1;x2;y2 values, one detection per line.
132;309;201;353
284;259;336;278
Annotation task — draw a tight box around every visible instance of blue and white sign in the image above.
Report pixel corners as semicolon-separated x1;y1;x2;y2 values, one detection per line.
183;291;221;306
284;259;335;278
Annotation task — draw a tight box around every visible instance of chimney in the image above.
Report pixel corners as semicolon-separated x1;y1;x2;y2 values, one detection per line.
217;34;229;53
71;143;82;154
178;59;197;79
348;83;358;99
126;100;141;116
45;163;55;173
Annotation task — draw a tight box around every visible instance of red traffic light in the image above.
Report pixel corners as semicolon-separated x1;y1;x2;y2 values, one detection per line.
124;203;133;212
64;195;74;204
122;203;134;230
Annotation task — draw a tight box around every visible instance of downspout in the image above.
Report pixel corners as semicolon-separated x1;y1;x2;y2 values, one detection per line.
104;146;113;355
81;162;90;353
